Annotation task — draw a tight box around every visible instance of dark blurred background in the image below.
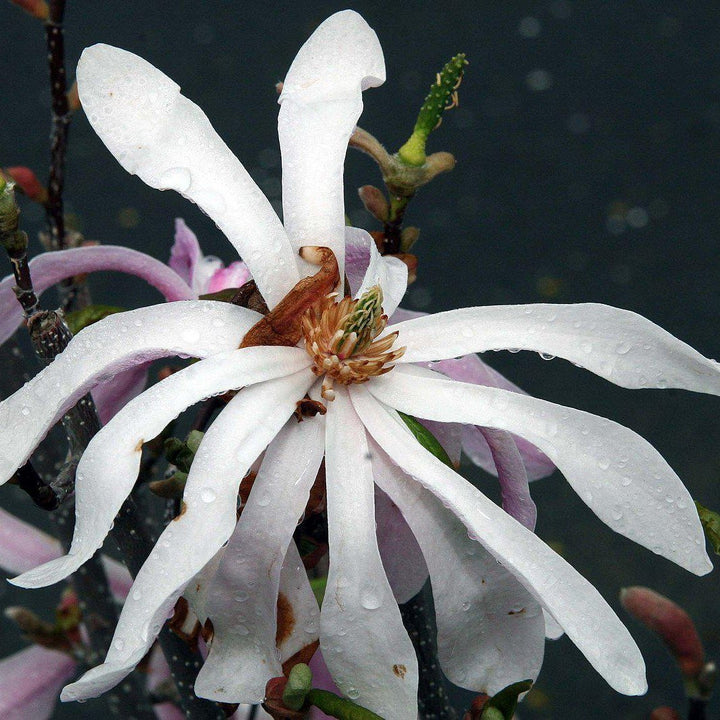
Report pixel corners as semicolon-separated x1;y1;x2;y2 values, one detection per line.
2;1;720;718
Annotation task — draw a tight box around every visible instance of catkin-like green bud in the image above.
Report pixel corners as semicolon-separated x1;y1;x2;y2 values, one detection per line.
397;54;468;167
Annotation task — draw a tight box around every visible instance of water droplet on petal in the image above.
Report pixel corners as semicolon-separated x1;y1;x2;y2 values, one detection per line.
200;488;217;503
159;167;192;192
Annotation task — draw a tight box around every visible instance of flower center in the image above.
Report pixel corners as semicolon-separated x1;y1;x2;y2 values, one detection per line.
301;285;405;400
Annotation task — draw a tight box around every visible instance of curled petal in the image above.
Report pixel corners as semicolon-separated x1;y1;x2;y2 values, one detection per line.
391;303;720;395
77;45;298;308
279;11;385;279
11;346;309;590
370;367;712;575
62;370;315;701
0;301;261;486
476;427;536;530
322;389;418;720
0;245;195;346
346;227;408;317
0;645;75;720
351;386;647;696
169;218;202;288
195;416;324;703
206;262;251;294
91;362;149;425
372;446;545;693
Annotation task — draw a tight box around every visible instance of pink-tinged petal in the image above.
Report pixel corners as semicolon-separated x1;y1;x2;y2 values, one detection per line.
374;486;428;603
0;508;61;574
196;417;324;703
351;386;647;696
147;646;185;720
429;353;555;481
190;256;224;297
12;346;310;590
309;651;340;720
77;45;299;308
206;262;251;294
351;228;407;317
390;303;720;395
91;362;150;425
371;444;545;693
0;645;75;720
322;388;418;720
0;245;195;347
169;218;202;287
279;11;385;280
0;301;261;487
418;419;463;467
370;367;712;576
101;556;132;602
344;228;373;297
476;427;536;531
62;371;315;701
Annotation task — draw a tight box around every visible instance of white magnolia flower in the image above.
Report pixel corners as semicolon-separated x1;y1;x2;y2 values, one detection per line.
0;10;717;720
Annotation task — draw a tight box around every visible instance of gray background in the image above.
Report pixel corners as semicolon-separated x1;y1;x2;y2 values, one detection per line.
1;1;720;718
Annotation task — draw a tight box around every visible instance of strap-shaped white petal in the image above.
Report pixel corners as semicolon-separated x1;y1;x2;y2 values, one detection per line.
77;45;298;308
11;346;309;590
61;370;314;702
195;416;324;703
390;303;720;394
322;388;418;720
351;386;647;696
279;11;385;279
0;301;259;485
0;245;195;346
370;367;711;575
371;444;545;693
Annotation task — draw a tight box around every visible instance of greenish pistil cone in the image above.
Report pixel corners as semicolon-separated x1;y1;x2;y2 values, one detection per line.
282;663;313;711
397;53;468;167
334;285;384;356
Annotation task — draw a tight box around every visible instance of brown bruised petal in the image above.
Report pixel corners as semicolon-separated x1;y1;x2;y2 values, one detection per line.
620;586;705;679
240;247;339;349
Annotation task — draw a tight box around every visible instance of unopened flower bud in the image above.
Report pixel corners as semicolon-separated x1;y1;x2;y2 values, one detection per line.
4;166;48;204
10;0;49;20
621;586;705;679
358;185;389;222
649;707;682;720
400;226;420;252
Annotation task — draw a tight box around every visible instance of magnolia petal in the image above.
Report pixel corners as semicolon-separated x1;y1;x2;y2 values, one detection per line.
147;646;185;720
346;227;407;316
0;301;260;486
0;245;195;347
322;389;418;719
370;368;712;576
169;218;202;287
11;346;308;590
279;11;385;279
391;303;720;395
77;44;298;308
418;419;463;467
101;556;133;602
430;353;555;480
477;427;536;530
62;370;314;701
0;509;61;574
206;262;251;295
544;610;564;640
351;386;647;696
374;486;428;603
195;417;324;703
92;362;150;425
184;550;225;625
0;645;75;720
371;445;545;693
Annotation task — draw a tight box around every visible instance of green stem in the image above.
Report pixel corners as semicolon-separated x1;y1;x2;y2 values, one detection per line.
306;690;384;720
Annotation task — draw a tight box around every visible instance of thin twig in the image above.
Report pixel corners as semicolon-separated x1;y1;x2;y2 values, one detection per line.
44;0;70;251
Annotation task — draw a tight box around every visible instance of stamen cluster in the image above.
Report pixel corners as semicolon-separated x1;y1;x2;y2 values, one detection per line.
301;286;405;400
